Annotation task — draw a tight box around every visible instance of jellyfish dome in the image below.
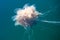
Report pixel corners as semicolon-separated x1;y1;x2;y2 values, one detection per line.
12;4;41;29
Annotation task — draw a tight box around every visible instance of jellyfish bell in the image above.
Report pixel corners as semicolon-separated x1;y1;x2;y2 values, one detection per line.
12;4;41;29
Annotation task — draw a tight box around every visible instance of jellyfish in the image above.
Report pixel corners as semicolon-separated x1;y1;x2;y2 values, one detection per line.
12;4;42;30
12;4;60;40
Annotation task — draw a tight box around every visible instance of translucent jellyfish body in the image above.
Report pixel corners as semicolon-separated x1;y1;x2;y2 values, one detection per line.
12;4;42;29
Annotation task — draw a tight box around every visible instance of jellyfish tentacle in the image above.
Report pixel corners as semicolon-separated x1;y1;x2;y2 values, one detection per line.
41;20;60;23
23;26;33;40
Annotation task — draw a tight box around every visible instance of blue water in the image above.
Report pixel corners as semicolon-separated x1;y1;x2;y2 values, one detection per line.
0;0;60;40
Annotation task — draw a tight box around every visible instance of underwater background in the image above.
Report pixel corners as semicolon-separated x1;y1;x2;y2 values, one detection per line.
0;0;60;40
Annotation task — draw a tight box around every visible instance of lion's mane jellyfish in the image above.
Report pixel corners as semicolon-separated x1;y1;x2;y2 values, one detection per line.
12;4;41;29
12;4;42;40
12;4;60;40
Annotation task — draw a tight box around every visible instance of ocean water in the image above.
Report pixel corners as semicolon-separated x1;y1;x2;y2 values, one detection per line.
0;0;60;40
